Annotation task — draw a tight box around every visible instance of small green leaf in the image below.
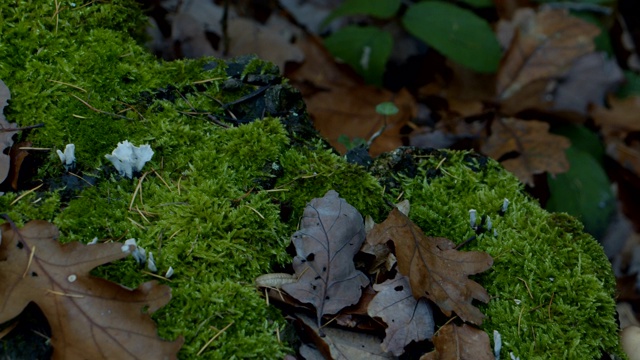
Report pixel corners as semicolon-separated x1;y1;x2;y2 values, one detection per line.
375;102;399;116
546;147;614;238
324;26;393;86
324;0;401;25
617;71;640;98
402;1;501;73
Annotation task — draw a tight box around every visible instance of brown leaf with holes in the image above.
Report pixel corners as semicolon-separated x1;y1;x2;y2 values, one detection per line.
0;79;18;185
367;274;434;356
367;208;492;325
0;220;183;359
420;323;493;360
497;8;600;101
481;118;570;186
282;190;369;328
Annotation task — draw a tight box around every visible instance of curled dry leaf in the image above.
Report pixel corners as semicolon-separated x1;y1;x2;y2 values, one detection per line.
481;118;570;187
0;79;18;184
367;208;492;325
0;220;183;359
295;313;395;360
497;8;600;100
368;274;434;356
282;190;369;328
420;323;493;360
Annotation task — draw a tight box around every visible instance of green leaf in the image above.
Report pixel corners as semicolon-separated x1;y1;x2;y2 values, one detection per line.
617;70;640;98
551;124;604;162
546;146;614;238
375;102;399;116
324;26;393;86
458;0;494;7
402;1;501;73
324;0;401;25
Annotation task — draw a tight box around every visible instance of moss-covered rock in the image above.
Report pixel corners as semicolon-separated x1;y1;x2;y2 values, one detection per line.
0;1;623;359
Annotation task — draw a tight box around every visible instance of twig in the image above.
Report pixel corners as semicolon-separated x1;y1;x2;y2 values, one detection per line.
197;321;234;356
70;94;132;120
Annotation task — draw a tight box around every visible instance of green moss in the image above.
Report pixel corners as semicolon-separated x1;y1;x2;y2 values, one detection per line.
0;1;623;359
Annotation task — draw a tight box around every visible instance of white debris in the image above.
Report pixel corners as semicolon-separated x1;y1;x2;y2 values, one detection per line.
56;143;76;171
494;330;502;360
104;140;153;179
147;251;157;273
67;274;77;283
87;237;98;245
165;266;174;278
469;209;477;228
510;353;520;360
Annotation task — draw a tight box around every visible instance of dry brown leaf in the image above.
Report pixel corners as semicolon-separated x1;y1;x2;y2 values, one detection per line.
420;323;493;360
8;141;31;190
367;208;492;325
281;190;369;328
306;87;416;155
497;9;600;100
591;95;640;137
0;220;183;359
0;79;17;185
367;274;434;356
295;313;395;360
481;117;570;186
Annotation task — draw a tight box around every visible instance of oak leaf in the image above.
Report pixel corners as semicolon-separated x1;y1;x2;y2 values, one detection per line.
367;208;492;325
420;323;493;360
282;190;369;328
0;220;183;359
367;274;434;356
0;79;18;184
497;8;600;100
481;117;570;186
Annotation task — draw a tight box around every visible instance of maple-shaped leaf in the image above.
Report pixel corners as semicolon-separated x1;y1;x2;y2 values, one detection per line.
0;220;183;359
420;323;493;360
367;208;492;325
497;8;599;100
0;79;18;184
367;274;434;356
481;117;570;187
282;190;369;328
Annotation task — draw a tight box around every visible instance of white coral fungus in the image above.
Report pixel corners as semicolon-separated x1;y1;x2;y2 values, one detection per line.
105;140;153;178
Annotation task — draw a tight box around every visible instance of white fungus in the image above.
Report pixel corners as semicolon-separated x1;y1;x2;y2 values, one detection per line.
469;209;477;228
502;198;510;213
56;143;76;171
165;266;174;279
104;140;153;179
494;330;502;360
67;274;77;283
486;216;492;231
147;251;157;273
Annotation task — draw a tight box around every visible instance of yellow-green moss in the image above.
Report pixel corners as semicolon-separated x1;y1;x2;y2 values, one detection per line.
0;1;623;359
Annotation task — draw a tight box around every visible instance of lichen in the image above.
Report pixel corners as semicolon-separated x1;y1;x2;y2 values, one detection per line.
0;1;623;359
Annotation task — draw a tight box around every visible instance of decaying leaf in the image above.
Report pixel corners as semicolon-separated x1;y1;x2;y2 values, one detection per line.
367;208;492;325
0;79;18;184
296;313;395;360
7;141;31;190
368;274;435;356
282;190;369;327
497;8;600;100
0;220;183;359
481;118;570;186
591;95;640;137
420;323;493;360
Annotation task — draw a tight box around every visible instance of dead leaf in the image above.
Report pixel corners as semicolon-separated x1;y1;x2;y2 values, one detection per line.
8;141;31;190
481;118;571;186
282;190;369;328
497;9;600;100
295;313;396;360
306;87;416;155
367;208;492;325
367;274;434;356
0;220;183;359
591;95;640;137
420;323;493;360
0;79;18;185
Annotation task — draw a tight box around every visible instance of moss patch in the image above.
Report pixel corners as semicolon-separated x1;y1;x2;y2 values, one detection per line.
0;1;622;359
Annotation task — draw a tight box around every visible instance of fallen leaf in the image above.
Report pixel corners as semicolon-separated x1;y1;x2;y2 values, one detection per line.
591;95;640;137
7;141;31;190
367;274;434;356
306;86;416;155
282;190;369;328
497;9;600;100
420;323;493;360
0;79;18;185
367;208;492;325
295;313;396;360
0;220;183;359
481;118;571;186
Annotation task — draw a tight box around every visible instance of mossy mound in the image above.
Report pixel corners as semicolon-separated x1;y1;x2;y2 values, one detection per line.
0;1;622;359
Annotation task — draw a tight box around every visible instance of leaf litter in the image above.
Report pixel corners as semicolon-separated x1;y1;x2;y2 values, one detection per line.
0;219;183;359
258;191;494;358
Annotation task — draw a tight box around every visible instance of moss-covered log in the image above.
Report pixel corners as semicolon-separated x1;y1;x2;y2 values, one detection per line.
0;1;623;359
